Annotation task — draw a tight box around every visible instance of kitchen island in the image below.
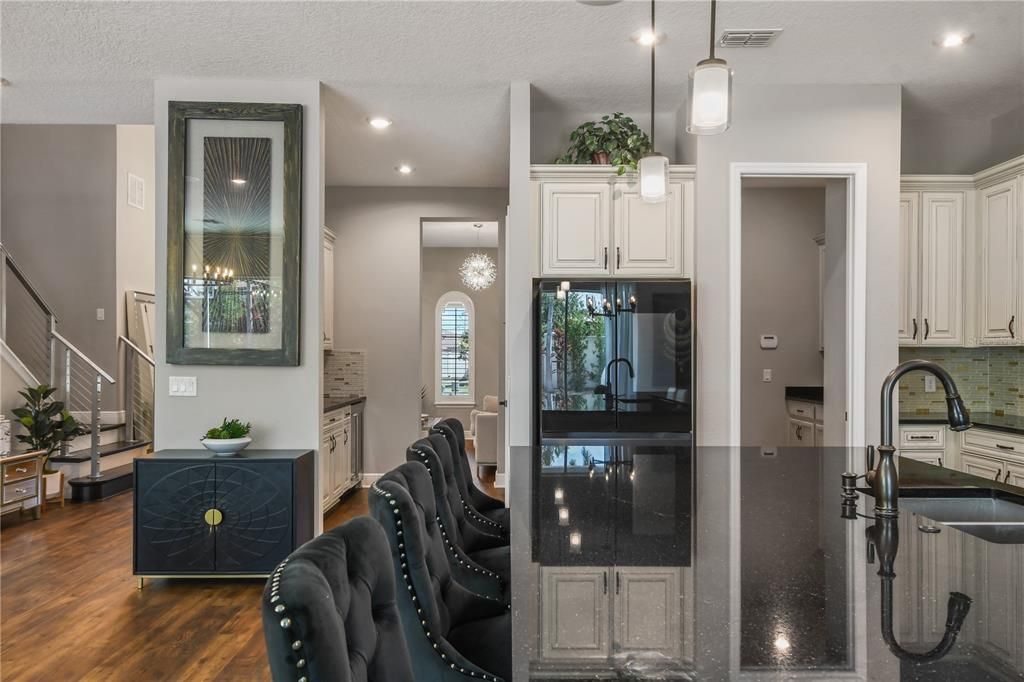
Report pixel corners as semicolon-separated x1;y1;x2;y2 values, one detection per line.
509;442;1024;680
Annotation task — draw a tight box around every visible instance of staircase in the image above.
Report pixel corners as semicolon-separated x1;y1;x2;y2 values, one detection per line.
1;243;154;501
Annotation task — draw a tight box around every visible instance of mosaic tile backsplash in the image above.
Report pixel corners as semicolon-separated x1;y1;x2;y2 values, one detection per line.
899;346;1024;417
324;349;366;397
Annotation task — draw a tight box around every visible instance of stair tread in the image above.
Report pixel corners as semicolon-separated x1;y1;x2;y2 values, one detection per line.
68;463;133;487
51;440;151;463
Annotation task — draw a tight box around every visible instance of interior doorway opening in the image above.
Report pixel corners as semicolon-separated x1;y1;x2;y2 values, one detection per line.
420;218;507;481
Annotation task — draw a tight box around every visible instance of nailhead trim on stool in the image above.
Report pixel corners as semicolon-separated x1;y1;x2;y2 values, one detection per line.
371;482;503;682
429;426;505;532
265;557;309;682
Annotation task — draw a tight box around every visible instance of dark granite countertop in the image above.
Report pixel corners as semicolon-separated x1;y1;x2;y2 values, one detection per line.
323;395;366;413
785;385;823;403
900;411;1024;436
509;442;1024;680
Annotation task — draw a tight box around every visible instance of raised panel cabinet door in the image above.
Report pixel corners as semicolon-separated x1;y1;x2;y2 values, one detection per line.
1005;462;1024;491
613;182;683;276
978;538;1021;667
330;421;347;497
978;180;1020;345
921;524;962;641
213;460;294;573
613;568;681;659
338;418;353;492
321;428;333;507
900;451;943;468
788;418;814;446
961;451;1003;481
814;423;825;447
541;566;611;660
898;193;921;345
322;234;335;349
920;192;964;346
134;461;217;573
541;183;612;276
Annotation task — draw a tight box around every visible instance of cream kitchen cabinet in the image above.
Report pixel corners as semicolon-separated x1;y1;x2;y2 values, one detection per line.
540;565;685;663
898;424;949;469
321;407;354;511
960;428;1024;488
976;178;1022;345
960;451;1006;482
540;566;610;660
898;191;965;346
786;400;824;446
322;228;336;350
533;167;694;279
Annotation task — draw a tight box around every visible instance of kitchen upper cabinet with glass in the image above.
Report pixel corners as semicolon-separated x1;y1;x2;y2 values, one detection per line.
899;155;1024;348
532;167;695;279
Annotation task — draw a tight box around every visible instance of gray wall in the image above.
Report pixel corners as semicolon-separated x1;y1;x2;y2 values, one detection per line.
325;187;508;476
153;80;324;495
420;246;502;427
740;187;825;446
695;84;902;448
902;104;1024;174
1;124;118;406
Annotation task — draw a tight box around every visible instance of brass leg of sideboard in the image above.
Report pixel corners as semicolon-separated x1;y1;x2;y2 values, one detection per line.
32;506;41;520
137;577;144;590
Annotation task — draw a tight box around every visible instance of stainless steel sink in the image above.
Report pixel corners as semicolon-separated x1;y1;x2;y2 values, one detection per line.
901;497;1024;544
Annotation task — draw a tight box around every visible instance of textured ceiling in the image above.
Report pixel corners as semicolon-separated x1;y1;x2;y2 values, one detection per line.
2;1;1022;186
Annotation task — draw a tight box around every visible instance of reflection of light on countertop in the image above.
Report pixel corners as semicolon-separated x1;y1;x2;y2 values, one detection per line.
554;487;564;504
569;530;582;553
774;634;791;652
558;506;570;526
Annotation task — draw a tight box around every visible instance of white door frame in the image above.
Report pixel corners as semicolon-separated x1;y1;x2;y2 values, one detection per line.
727;162;869;679
728;162;868;453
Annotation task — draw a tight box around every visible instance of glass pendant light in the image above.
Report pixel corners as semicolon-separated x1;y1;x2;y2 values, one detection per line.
687;0;732;135
639;0;669;203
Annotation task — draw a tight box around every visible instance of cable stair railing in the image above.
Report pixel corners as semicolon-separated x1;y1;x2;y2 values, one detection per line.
1;242;154;480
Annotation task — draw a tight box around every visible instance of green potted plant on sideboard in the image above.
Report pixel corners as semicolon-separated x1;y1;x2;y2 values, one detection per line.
11;385;86;500
200;418;253;456
555;113;652;175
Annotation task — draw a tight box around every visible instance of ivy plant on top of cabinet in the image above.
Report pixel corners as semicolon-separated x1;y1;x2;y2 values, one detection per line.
531;166;695;279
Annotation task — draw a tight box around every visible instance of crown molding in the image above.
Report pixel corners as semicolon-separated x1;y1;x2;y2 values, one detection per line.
530;164;696;181
900;175;975;192
973;154;1024;189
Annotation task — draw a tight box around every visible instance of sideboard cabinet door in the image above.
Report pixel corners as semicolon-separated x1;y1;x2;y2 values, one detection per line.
213;460;295;573
135;461;217;574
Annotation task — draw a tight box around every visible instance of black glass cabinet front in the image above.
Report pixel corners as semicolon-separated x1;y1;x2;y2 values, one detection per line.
536;279;692;439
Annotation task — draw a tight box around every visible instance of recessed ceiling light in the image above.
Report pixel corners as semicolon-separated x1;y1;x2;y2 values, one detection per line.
396;164;414;175
368;117;393;130
231;178;246;185
936;32;972;48
631;29;665;46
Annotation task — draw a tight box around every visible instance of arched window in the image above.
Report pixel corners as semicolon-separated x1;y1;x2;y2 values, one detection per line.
435;291;474;404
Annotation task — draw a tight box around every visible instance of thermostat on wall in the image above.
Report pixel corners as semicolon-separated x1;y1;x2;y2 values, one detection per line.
760;335;779;350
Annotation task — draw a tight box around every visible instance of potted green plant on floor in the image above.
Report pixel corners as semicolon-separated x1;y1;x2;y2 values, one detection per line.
11;385;86;500
200;418;253;456
555;113;652;174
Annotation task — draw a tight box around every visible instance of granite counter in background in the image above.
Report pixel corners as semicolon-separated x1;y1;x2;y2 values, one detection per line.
323;395;366;413
900;410;1024;436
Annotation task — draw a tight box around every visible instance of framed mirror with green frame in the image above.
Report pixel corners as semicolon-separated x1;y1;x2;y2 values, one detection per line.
166;101;302;366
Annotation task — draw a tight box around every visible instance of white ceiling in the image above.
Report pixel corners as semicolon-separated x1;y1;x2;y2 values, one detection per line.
2;1;1022;186
422;221;499;248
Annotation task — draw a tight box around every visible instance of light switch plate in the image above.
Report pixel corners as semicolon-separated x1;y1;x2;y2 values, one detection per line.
762;368;773;382
95;308;105;321
924;375;937;393
169;376;197;397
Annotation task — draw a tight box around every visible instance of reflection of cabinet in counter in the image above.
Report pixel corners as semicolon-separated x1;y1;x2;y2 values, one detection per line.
962;533;1024;672
540;565;688;664
786;400;824;446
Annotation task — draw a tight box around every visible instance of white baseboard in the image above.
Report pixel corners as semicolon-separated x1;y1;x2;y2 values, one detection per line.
494;472;507;488
361;473;383;487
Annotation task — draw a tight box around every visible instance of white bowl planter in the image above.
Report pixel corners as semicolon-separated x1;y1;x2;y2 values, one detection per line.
200;436;252;456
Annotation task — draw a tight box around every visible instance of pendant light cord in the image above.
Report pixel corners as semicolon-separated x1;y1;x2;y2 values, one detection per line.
708;0;717;59
650;0;656;151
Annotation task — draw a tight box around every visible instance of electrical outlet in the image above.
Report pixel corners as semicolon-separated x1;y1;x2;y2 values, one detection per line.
169;376;197;397
924;375;937;393
95;308;105;321
762;369;773;382
761;447;777;457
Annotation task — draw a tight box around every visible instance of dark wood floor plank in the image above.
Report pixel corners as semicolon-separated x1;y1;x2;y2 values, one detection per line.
1;447;501;681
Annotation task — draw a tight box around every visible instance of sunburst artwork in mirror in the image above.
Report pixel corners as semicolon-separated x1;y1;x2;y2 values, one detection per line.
167;101;302;366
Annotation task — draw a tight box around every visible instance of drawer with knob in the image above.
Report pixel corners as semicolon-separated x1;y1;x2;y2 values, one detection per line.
900;425;946;450
3;479;39;504
3;458;38;483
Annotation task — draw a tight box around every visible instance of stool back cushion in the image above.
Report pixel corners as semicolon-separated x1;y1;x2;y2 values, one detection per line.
261;517;413;682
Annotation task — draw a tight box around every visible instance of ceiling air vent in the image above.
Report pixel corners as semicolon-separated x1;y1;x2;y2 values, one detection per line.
718;29;782;48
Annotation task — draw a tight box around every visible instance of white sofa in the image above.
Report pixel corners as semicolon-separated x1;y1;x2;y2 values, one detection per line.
470;395;498;471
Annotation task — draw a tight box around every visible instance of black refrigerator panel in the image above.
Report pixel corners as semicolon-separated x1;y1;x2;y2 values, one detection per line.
537;279;692;439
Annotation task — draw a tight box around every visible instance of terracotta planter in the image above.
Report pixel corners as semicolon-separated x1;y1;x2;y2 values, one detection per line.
591;151;611;165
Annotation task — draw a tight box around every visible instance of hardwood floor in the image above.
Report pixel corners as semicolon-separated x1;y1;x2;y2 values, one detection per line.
0;446;501;681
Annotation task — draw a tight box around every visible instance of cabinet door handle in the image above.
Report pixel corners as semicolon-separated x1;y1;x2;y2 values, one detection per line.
938;458;943;468
603;247;608;268
14;487;27;494
344;430;349;445
615;571;621;594
912;318;918;340
616;247;622;268
996;444;1015;451
795;425;804;440
924;318;930;340
1009;315;1016;339
994;470;1002;481
1004;471;1011;483
603;572;608;594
